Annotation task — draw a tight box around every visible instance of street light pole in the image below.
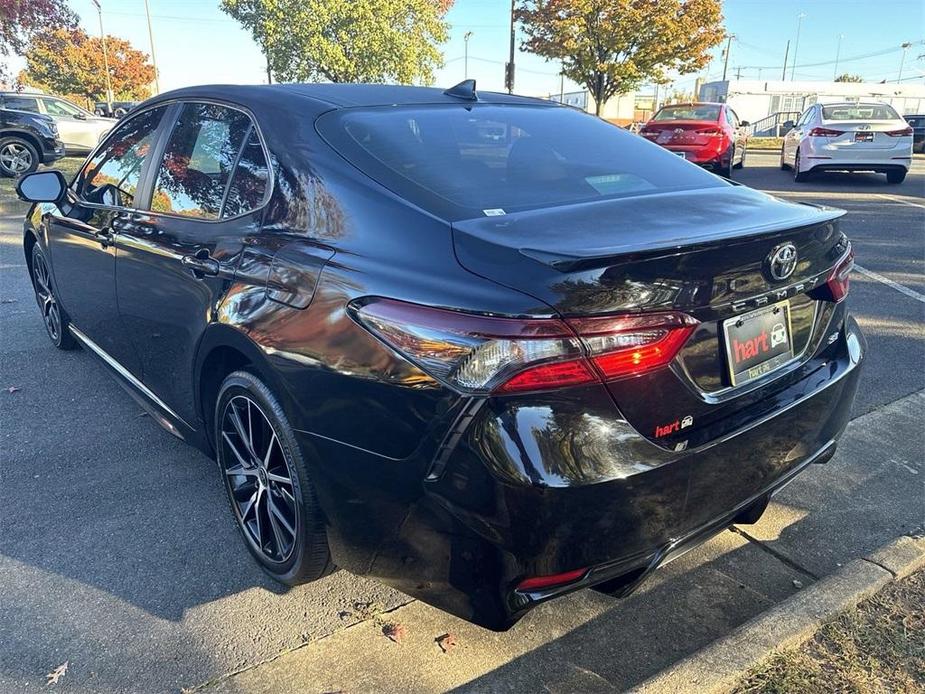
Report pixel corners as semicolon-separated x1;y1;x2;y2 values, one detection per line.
898;42;912;82
143;0;160;94
833;34;845;80
463;31;473;79
790;12;806;81
90;0;113;112
505;0;515;93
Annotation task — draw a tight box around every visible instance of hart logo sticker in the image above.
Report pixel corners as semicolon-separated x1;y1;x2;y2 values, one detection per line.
655;415;693;438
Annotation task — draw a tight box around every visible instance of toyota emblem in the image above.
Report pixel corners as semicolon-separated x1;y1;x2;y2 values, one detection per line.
767;243;798;281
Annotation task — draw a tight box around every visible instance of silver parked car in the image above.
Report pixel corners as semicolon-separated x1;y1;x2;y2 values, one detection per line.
0;92;116;156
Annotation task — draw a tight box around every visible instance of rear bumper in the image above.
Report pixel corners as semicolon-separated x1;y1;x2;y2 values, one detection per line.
802;139;912;172
660;141;728;166
302;314;864;630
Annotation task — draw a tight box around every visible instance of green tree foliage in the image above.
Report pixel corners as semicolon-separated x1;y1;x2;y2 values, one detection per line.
0;0;77;82
834;73;864;83
20;28;155;104
220;0;450;85
516;0;724;115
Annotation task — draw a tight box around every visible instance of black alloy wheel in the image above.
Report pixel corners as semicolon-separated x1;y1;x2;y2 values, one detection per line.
216;371;332;584
31;245;75;349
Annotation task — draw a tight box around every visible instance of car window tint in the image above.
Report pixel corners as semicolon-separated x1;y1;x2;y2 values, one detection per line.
821;104;900;121
4;95;40;113
320;104;724;217
222;128;270;218
75;106;167;208
42;98;84;117
150;102;250;220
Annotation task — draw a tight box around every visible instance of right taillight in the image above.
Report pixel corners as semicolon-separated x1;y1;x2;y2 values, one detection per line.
885;126;913;137
825;246;855;303
808;127;845;137
351;298;697;395
695;127;723;136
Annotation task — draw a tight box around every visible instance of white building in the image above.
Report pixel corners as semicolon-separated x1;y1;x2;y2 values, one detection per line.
699;79;925;126
545;90;637;125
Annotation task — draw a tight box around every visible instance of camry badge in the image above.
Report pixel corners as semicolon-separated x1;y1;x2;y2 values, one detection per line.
767;243;798;281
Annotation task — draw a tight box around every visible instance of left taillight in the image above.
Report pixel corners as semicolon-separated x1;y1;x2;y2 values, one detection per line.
825;246;855;303
351;298;697;395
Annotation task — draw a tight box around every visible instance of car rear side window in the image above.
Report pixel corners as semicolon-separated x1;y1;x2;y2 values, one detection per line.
3;95;40;113
318;103;723;218
150;102;252;220
221;128;270;218
75;105;167;208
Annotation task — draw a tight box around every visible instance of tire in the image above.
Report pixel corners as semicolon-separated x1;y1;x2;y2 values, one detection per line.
30;244;76;350
886;169;907;185
793;149;810;182
0;136;39;177
215;370;333;585
719;148;734;178
734;147;746;169
780;145;790;170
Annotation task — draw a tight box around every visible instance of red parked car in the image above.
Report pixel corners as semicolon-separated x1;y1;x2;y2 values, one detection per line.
640;102;749;177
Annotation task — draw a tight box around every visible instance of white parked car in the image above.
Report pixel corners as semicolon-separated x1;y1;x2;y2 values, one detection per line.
0;92;116;156
780;102;913;184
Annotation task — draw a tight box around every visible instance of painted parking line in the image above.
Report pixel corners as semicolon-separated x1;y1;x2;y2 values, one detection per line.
854;265;925;303
876;194;925;210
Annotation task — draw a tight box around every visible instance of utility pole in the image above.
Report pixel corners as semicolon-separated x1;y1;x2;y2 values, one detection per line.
722;34;734;81
463;31;473;79
505;0;515;93
559;66;564;103
898;42;912;82
833;34;845;80
143;0;160;94
790;12;806;81
781;40;790;81
735;66;742;80
90;0;113;112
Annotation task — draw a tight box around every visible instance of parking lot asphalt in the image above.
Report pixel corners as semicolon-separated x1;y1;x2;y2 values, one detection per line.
0;153;923;693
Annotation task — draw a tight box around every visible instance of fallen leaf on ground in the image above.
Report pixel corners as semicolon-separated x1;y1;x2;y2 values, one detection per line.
46;661;68;686
436;632;458;653
382;622;406;643
6;386;20;394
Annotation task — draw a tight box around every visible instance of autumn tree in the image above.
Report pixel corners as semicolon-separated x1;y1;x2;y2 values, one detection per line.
0;0;77;83
834;73;864;83
516;0;724;115
20;28;154;105
220;0;450;85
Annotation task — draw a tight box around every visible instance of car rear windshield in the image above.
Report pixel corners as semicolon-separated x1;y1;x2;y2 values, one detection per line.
822;104;900;121
317;104;723;219
652;105;721;121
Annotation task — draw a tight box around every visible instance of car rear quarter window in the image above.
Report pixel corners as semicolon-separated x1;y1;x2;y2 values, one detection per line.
75;105;167;208
222;129;270;218
150;102;252;220
318;103;723;219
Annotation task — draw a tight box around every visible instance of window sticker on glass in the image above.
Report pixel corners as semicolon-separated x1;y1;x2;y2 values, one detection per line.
483;208;506;216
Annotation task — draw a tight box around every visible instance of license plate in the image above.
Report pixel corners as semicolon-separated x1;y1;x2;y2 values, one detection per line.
722;300;794;387
855;131;874;142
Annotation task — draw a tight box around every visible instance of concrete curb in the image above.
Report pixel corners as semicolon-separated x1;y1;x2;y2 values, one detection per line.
633;534;925;694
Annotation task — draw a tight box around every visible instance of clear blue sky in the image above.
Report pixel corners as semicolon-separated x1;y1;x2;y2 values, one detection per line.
9;0;924;96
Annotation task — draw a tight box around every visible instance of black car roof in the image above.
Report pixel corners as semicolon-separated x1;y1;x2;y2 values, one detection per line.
144;83;556;111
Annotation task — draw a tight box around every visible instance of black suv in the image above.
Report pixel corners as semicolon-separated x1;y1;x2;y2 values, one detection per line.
0;107;65;176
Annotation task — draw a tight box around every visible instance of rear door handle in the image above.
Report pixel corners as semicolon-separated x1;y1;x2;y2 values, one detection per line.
181;251;220;277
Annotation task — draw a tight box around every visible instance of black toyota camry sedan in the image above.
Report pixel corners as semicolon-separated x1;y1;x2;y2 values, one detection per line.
17;82;864;630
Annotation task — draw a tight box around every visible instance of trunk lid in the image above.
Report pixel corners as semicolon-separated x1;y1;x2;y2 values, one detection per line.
452;184;848;447
818;119;910;149
641;120;722;146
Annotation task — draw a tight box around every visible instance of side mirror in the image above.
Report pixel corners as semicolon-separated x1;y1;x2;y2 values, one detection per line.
16;170;67;203
740;120;750;127
74;112;88;120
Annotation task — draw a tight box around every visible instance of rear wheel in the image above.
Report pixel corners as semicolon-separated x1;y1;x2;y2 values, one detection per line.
719;148;734;178
215;371;333;585
779;145;790;170
886;169;907;185
0;137;39;177
734;147;746;169
793;149;810;182
30;245;76;350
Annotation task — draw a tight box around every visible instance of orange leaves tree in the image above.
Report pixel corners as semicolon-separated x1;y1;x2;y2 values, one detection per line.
20;28;154;104
0;0;77;82
516;0;724;115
